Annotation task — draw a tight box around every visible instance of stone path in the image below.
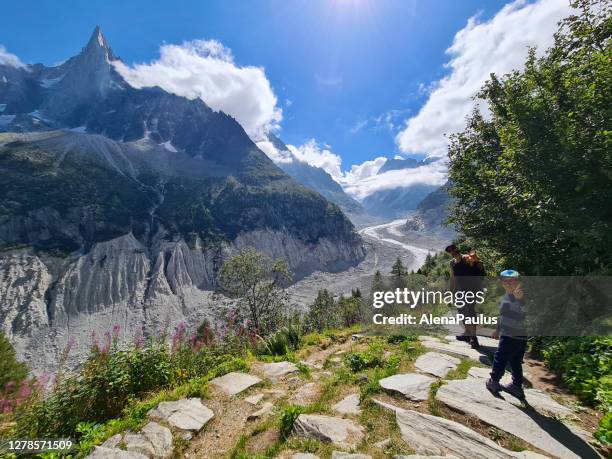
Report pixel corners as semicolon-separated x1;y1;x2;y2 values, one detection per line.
86;335;601;459
436;378;599;458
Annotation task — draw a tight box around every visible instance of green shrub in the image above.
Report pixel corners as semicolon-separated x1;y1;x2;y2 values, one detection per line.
344;351;381;373
387;334;418;344
279;405;305;438
257;325;302;356
595;411;612;445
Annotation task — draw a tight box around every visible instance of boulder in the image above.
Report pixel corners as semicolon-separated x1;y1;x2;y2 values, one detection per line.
436;379;599;458
415;352;460;377
378;373;435;401
332;394;361;415
210;372;262;396
148;398;214;432
292;414;364;449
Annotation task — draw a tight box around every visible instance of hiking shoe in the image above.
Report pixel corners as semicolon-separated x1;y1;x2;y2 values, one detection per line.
502;382;525;400
455;335;470;342
470;337;480;349
486;378;501;395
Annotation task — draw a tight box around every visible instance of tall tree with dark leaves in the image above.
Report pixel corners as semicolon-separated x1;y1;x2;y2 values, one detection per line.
448;0;611;276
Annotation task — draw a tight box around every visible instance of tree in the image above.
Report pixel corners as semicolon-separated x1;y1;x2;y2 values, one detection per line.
306;289;336;331
371;270;385;293
0;332;28;389
219;249;292;334
447;0;612;276
391;257;408;287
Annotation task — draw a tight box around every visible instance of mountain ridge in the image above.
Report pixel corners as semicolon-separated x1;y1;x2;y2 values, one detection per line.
0;27;365;371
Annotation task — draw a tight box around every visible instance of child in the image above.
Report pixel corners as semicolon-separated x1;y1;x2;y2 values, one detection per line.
486;269;527;399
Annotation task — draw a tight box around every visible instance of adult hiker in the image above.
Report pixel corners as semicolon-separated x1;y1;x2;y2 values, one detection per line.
446;244;486;349
486;269;528;400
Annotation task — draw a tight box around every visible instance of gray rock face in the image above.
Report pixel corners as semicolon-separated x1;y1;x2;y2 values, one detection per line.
436;379;599;458
86;446;148;459
260;361;299;380
332;394;361;415
2;223;364;373
291;454;320;459
148;398;213;432
394;408;521;458
210;372;261;396
415;352;460;377
292;414;364;449
378;373;435;401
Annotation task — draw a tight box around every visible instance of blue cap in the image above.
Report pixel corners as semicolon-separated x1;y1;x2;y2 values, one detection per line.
500;269;520;278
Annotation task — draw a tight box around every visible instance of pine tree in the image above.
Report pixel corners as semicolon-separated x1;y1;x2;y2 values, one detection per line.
391;257;407;287
371;270;385;293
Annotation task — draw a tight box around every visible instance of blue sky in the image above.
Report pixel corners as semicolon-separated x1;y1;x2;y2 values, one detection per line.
1;0;570;196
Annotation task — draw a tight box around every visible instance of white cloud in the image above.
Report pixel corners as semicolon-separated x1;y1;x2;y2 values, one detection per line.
287;139;344;179
113;39;282;137
0;44;25;68
342;157;387;184
396;0;571;157
343;159;448;200
256;140;294;164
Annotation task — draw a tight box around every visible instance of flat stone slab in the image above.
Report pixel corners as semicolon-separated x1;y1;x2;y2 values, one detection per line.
148;398;214;432
260;361;299;379
247;401;274;421
292;454;320;459
331;452;372;459
394;407;524;458
332;393;361;415
86;447;148;459
244;393;264;405
445;334;499;349
415;352;460;377
210;372;261;396
394;456;459;459
467;367;575;418
436;379;599;458
123;422;174;459
467;366;512;385
289;382;322;406
420;337;491;364
378;373;435;401
293;414;364;449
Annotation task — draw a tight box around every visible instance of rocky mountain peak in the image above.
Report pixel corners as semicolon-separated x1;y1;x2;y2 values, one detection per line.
82;26;117;62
